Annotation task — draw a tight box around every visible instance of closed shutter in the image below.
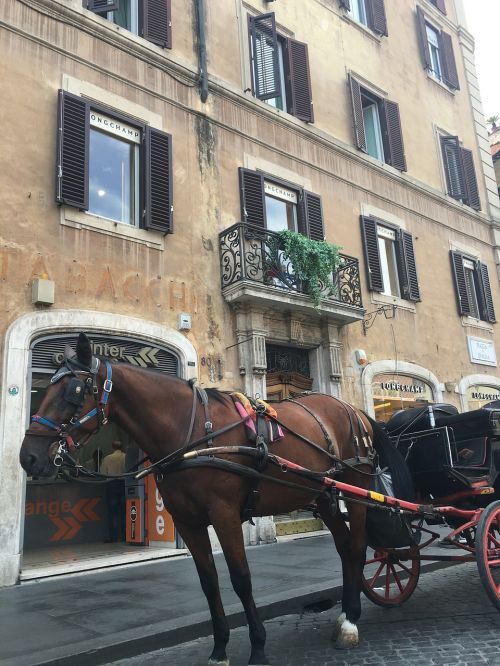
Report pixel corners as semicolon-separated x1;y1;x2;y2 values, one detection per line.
461;148;481;211
416;6;432;71
450;251;472;316
143;127;173;232
441;136;466;200
349;75;367;152
368;0;388;36
286;38;314;123
250;13;281;101
239;168;266;227
477;262;496;323
87;0;119;13
396;230;421;301
384;100;407;171
56;90;89;210
142;0;172;49
339;0;351;9
360;216;383;292
302;191;324;240
439;31;459;90
435;0;446;14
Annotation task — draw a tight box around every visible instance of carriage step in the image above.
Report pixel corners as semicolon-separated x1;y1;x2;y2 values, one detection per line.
274;517;324;536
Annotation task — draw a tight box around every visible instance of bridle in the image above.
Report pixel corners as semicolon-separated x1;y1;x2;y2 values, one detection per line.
27;356;113;467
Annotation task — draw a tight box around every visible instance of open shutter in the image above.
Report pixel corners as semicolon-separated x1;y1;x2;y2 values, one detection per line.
143;126;173;233
416;6;432;71
360;216;383;292
396;230;420;301
368;0;388;36
461;148;481;211
441;136;466;200
239;168;266;228
56;90;89;210
87;0;119;13
439;31;459;90
349;75;367;152
142;0;171;49
250;13;281;101
286;38;314;123
303;192;324;240
339;0;351;9
450;251;472;316
435;0;446;14
384;100;407;171
477;263;496;323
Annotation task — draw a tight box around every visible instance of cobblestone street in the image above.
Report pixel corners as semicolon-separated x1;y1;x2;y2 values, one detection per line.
114;563;500;666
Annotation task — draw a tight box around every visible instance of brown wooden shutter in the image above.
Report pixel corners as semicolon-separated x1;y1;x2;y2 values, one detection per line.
384;100;407;171
439;31;459;90
435;0;446;14
141;0;172;49
56;90;89;210
87;0;119;13
368;0;388;36
461;147;481;211
286;38;314;123
303;192;324;240
477;262;496;323
143;126;173;232
250;13;281;101
441;136;466;200
450;251;472;316
339;0;351;9
239;168;266;227
349;75;367;152
416;6;432;71
360;216;383;292
396;230;421;301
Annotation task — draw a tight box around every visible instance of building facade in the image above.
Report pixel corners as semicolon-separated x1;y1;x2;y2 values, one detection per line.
1;0;500;586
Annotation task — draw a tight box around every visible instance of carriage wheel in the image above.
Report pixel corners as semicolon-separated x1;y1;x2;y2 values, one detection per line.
476;500;500;611
362;547;420;608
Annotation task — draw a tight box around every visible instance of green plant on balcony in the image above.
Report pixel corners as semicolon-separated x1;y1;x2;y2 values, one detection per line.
276;230;342;307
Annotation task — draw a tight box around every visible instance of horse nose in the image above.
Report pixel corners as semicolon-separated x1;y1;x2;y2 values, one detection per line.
20;450;38;474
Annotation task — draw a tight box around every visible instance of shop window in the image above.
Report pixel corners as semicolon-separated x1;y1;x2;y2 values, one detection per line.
348;75;407;171
361;216;421;301
372;374;434;422
450;251;496;323
338;0;388;35
467;385;500;411
56;90;173;234
416;6;459;90
84;0;172;48
440;135;480;210
249;13;314;123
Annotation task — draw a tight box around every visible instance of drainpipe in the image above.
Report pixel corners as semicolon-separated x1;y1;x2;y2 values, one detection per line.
194;0;208;102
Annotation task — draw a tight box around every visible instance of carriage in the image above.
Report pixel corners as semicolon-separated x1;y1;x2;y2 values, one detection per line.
361;401;500;611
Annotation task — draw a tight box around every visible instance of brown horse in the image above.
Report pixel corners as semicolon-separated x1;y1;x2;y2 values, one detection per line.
20;333;412;666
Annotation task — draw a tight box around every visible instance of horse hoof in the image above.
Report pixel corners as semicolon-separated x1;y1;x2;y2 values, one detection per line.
331;611;345;641
208;660;230;666
333;617;359;650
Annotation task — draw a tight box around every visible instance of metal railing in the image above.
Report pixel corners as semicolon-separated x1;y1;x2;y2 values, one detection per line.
219;223;363;308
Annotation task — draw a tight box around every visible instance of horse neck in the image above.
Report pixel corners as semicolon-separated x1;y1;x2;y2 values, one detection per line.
105;364;194;460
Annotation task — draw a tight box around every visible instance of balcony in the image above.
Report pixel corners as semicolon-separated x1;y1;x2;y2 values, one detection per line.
219;223;364;323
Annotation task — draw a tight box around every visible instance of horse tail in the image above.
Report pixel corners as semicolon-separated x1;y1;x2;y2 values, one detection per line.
367;416;415;502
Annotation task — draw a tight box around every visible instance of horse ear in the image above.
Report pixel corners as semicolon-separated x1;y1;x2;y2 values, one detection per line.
64;345;76;360
76;333;92;368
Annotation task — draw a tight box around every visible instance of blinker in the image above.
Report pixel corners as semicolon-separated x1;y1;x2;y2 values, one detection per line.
64;377;86;406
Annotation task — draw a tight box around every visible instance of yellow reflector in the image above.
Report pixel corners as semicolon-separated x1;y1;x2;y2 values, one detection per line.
369;491;385;503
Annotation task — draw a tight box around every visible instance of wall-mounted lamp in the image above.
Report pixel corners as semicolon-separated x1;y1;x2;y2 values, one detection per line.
444;381;457;393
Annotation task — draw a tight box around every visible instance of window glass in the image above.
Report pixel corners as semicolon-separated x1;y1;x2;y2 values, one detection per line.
109;0;138;33
426;24;442;79
362;102;384;161
463;258;480;318
467;385;500;411
377;226;400;297
350;0;368;25
373;374;434;422
264;182;297;232
264;40;287;111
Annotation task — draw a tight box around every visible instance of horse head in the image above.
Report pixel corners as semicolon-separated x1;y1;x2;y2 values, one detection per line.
20;333;109;477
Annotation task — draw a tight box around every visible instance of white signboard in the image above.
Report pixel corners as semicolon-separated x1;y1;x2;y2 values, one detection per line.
467;336;497;367
90;111;141;144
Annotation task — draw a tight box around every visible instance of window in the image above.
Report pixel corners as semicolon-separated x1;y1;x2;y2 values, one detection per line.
440;135;480;210
249;13;314;123
84;0;172;48
339;0;388;35
361;216;421;301
56;90;173;234
239;168;324;240
416;6;459;90
450;251;496;323
372;374;433;422
349;76;407;171
428;0;446;14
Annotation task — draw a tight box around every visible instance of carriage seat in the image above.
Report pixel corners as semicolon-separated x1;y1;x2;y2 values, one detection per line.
385;404;458;436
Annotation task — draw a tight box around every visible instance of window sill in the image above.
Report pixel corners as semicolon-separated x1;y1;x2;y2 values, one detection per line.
340;14;382;43
461;316;494;333
426;71;455;96
371;292;416;313
61;208;165;251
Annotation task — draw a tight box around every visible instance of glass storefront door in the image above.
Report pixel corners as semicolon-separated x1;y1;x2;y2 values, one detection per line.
372;374;434;422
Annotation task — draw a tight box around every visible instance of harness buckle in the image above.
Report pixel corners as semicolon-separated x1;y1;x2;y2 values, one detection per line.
103;379;113;393
205;420;213;432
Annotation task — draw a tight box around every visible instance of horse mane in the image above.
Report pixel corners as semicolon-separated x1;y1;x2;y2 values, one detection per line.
205;388;234;405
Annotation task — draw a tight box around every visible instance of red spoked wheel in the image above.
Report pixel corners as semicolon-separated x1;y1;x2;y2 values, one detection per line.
476;500;500;611
362;547;420;608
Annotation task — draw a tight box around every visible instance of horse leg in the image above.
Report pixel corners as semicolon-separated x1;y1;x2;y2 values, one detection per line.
174;519;230;666
211;511;269;666
317;497;367;650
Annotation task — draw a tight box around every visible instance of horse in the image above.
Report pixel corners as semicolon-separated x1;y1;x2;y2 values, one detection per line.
20;333;413;666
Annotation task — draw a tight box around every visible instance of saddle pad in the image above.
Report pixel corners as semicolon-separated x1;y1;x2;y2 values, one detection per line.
231;392;284;442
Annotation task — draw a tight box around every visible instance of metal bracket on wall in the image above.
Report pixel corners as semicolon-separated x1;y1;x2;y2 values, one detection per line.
362;304;398;336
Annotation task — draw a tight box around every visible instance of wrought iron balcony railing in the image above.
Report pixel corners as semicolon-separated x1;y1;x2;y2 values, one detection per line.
219;223;363;309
